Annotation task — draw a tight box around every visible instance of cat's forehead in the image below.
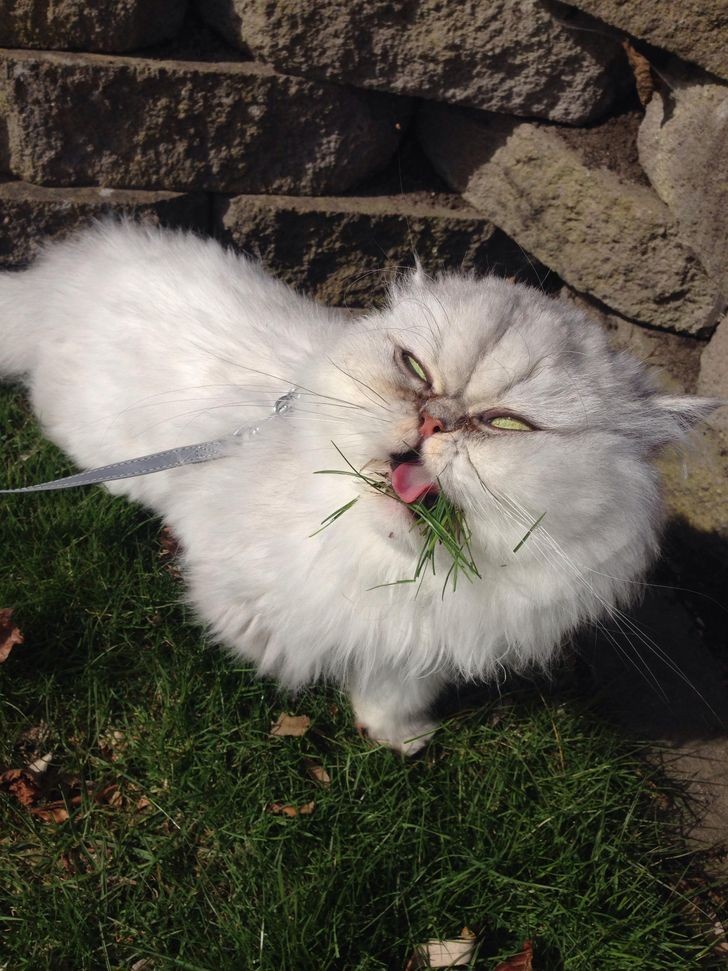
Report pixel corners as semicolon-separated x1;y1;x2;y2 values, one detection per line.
380;274;591;396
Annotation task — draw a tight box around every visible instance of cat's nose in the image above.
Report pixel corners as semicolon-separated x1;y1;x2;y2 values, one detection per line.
419;411;445;438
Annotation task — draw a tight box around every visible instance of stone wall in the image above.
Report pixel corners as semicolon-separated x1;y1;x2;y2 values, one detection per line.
0;1;726;542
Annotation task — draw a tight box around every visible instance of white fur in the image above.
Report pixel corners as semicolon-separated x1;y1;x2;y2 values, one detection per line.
0;222;714;752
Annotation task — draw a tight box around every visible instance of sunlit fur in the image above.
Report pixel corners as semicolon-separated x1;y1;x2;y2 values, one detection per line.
0;222;715;752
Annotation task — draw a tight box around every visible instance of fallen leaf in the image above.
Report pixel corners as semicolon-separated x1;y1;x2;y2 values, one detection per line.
494;940;534;971
305;761;331;786
267;800;315;817
0;767;41;807
267;802;299;817
159;525;181;557
270;714;311;738
15;721;50;760
159;525;183;579
99;728;126;761
60;850;78;874
95;783;123;808
1;763;129;824
30;801;72;824
0;608;24;662
711;915;728;955
622;38;654;107
135;795;152;812
406;936;477;969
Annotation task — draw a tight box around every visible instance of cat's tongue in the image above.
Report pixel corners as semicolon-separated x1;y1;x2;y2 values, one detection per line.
390;461;439;504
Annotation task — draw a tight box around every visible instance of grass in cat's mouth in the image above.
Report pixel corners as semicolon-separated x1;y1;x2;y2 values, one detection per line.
313;444;481;595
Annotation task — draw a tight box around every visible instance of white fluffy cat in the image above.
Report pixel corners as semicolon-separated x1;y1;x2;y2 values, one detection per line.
0;222;714;752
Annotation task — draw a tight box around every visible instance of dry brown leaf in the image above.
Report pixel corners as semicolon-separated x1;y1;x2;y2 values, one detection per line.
60;850;79;874
0;608;24;662
270;713;311;738
30;782;125;823
58;842;102;875
1;763;128;824
99;728;127;761
267;802;300;817
711;916;728;955
30;789;84;824
159;525;183;579
305;761;331;787
135;795;152;812
494;939;534;971
95;783;123;808
159;525;182;558
0;767;41;807
406;936;477;969
267;800;315;818
30;801;72;824
622;38;654;107
15;721;50;759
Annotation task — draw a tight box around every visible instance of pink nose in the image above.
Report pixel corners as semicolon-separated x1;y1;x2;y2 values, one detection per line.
420;411;445;438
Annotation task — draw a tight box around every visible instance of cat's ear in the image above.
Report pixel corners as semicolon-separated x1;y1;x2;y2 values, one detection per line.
411;254;426;287
645;393;722;448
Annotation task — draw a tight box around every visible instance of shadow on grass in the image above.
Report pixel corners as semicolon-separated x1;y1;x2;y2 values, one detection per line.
438;515;728;746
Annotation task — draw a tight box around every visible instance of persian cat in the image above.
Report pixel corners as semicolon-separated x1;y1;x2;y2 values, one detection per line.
0;223;714;752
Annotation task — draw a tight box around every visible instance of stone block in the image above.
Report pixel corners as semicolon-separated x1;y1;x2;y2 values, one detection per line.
638;74;728;297
658;427;728;539
562;288;726;540
418;104;724;336
199;0;625;124
662;314;727;538
0;0;186;53
559;287;702;392
698;316;728;437
568;0;728;82
0;180;208;267
0;49;408;194
214;193;551;306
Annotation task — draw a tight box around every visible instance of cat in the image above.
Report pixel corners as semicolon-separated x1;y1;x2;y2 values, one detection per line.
0;221;715;753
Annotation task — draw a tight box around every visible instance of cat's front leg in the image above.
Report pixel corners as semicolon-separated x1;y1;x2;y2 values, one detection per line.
349;667;447;756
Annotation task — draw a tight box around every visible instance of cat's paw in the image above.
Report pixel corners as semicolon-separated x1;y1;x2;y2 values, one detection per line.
353;702;438;756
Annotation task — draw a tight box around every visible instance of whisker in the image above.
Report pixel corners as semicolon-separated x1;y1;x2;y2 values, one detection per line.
326;357;392;410
464;458;718;716
183;338;373;412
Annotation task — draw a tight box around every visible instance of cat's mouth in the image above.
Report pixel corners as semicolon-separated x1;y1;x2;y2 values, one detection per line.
388;450;440;507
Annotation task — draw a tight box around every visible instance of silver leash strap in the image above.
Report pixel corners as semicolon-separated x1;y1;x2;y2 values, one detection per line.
0;389;299;495
0;439;230;494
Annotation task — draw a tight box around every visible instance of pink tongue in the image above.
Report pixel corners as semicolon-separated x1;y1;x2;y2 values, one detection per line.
390;461;439;504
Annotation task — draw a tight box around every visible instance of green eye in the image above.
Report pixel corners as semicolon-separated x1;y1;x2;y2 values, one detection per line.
402;352;429;384
489;415;534;431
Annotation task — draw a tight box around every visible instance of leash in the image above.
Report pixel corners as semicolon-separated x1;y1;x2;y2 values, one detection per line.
0;389;299;495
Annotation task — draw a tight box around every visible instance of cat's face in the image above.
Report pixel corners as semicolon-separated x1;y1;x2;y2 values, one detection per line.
301;272;712;579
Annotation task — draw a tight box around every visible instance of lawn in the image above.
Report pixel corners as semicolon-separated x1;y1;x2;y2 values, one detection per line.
0;384;722;969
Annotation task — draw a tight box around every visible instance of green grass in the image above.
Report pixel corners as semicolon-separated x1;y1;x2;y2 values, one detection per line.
0;385;722;969
314;445;480;595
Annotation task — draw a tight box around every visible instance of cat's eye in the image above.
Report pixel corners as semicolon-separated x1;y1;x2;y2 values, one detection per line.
487;414;535;432
401;351;430;385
